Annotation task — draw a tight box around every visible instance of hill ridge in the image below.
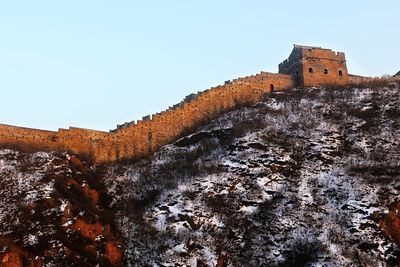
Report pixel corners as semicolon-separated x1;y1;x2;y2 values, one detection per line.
1;45;399;163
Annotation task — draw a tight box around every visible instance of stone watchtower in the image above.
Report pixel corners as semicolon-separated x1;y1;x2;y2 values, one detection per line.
278;45;349;87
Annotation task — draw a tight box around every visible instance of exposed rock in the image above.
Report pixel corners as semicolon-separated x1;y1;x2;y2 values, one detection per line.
104;86;400;266
1;85;400;266
0;251;24;267
104;241;122;266
0;151;123;266
380;201;400;244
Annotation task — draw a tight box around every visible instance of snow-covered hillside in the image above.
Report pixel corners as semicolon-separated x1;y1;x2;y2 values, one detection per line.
0;151;122;266
104;85;400;266
1;84;400;266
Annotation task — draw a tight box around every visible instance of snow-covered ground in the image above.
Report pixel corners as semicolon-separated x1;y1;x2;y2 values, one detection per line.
0;150;57;237
0;150;123;266
104;86;400;266
1;85;400;266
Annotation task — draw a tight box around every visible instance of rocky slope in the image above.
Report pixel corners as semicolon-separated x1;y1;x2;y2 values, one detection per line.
0;151;122;266
104;84;400;266
1;84;400;266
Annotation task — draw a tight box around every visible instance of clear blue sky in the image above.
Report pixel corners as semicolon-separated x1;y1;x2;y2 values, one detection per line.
1;1;399;131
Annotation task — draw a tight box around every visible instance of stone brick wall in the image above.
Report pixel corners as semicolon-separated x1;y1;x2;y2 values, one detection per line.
2;44;383;163
349;74;400;85
279;45;349;87
278;47;303;87
348;74;372;85
0;72;294;163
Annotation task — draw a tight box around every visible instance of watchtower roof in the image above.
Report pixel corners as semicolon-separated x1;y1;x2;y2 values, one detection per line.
293;44;332;51
294;44;321;49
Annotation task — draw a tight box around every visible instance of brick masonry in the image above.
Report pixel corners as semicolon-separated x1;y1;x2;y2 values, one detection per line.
279;45;349;87
0;45;396;163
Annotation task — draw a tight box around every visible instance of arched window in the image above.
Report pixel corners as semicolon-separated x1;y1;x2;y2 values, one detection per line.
324;69;328;74
309;68;313;73
270;84;275;93
339;70;343;76
295;70;299;77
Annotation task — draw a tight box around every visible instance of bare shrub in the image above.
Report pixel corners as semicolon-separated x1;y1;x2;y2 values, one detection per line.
349;164;400;178
281;232;324;267
19;158;35;172
204;193;227;213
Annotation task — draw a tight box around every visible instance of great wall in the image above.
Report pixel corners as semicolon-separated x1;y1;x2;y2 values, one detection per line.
1;45;399;163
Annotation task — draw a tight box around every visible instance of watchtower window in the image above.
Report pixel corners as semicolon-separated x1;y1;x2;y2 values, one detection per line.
270;84;275;93
324;69;328;74
339;70;343;76
295;70;299;77
308;68;313;73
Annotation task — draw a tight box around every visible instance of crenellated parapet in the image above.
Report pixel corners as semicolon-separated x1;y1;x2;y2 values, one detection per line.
0;71;294;163
2;44;390;163
279;45;349;87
